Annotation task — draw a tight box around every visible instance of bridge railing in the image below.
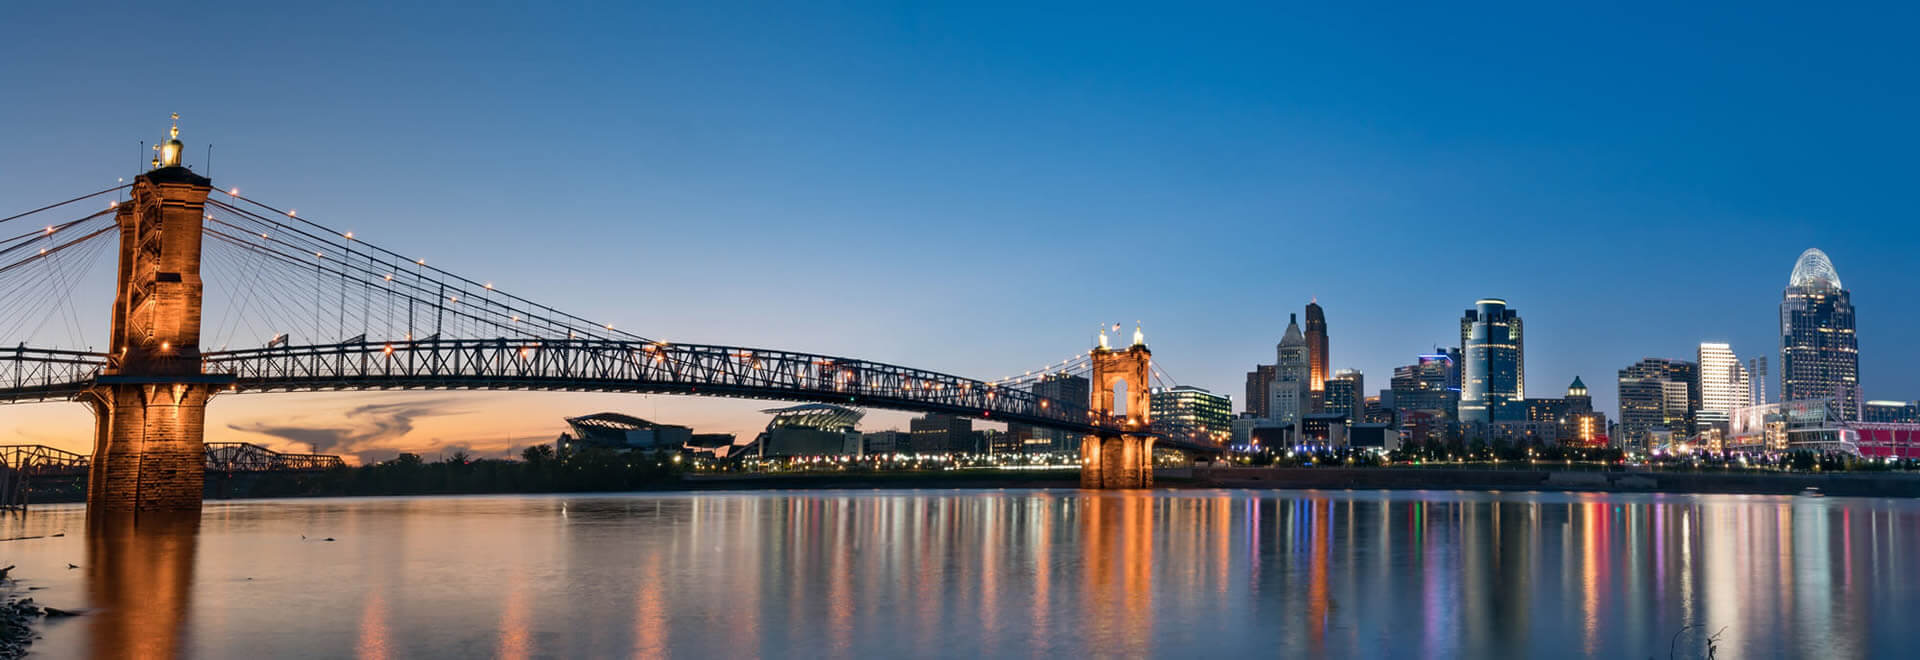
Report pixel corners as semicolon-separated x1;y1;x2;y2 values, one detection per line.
0;347;105;402
201;338;1129;434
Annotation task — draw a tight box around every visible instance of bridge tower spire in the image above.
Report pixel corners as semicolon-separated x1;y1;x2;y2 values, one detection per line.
80;117;227;516
1082;326;1153;488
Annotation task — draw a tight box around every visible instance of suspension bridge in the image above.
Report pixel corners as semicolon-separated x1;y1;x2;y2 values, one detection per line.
0;121;1194;515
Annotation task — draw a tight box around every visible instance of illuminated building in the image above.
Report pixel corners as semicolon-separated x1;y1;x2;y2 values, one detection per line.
1731;399;1920;458
1696;343;1752;432
1390;352;1458;423
1150;385;1234;444
1520;377;1601;445
1267;314;1310;425
753;404;865;456
1617;358;1697;450
556;413;694;453
1322;369;1363;418
909;413;973;454
1304;300;1330;410
1780;248;1860;418
1865;401;1920;424
1459;299;1524;424
1298;413;1348;447
1029;373;1090;452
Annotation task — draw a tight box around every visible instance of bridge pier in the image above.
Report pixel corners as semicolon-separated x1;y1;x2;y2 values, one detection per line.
81;384;213;514
87;130;219;518
1081;433;1154;488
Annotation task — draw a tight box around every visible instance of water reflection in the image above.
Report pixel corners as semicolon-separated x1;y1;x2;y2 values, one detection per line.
84;511;200;660
3;490;1917;658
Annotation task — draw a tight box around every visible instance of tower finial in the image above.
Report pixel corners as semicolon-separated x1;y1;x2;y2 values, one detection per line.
156;113;184;168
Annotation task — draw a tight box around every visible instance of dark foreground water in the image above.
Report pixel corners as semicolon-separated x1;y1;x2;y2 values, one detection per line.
1;489;1915;658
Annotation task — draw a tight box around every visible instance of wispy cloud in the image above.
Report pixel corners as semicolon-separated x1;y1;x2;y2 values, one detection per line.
226;398;471;465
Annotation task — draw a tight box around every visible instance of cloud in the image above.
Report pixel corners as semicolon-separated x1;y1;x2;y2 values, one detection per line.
226;398;469;465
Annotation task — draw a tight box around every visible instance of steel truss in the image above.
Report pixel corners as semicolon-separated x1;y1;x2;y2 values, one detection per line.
1;338;1140;435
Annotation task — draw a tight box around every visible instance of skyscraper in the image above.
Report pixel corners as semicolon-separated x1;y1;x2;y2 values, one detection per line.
1697;343;1751;432
1268;314;1310;426
1617;358;1698;449
1244;364;1276;418
1030;373;1091;452
1323;369;1363;418
1304;300;1330;411
1150;385;1234;444
1460;299;1524;424
1781;248;1860;419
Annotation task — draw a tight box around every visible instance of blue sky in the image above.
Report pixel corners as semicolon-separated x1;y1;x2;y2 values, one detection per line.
2;2;1915;458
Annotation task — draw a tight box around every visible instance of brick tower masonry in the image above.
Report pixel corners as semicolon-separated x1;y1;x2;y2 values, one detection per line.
1081;328;1155;488
80;159;228;516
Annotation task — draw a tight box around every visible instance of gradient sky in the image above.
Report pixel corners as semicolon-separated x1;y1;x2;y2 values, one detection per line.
3;2;1916;461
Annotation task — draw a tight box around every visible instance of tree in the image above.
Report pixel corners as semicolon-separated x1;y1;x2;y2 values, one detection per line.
521;444;555;463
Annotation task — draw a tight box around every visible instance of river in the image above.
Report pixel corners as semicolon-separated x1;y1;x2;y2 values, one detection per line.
1;489;1913;658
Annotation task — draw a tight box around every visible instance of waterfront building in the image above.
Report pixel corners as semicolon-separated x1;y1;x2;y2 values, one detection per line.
754;404;865;456
861;429;911;454
1244;364;1277;418
1150;385;1234;444
1865;401;1920;424
1390;352;1459;425
1512;374;1605;445
1617;358;1698;450
1460;299;1524;424
1268;314;1311;426
1030;373;1091;452
1348;423;1398;452
909;413;973;454
981;429;1019;454
1697;343;1752;433
1305;300;1330;411
1731;399;1920;458
1361;394;1391;424
555;412;696;453
683;433;738;458
1299;413;1348;448
1781;248;1861;418
1323;369;1363;418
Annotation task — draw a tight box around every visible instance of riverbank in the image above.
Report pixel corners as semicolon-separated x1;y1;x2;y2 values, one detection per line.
681;465;1920;497
1185;466;1920;497
0;576;46;659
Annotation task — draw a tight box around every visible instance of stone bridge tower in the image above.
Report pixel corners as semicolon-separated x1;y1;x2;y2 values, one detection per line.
79;119;226;516
1082;324;1153;488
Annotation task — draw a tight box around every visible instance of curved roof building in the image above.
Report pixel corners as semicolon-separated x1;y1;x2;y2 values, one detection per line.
1788;248;1843;291
1781;248;1859;418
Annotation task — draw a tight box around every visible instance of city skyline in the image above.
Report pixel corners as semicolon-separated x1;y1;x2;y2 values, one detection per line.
3;3;1917;461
